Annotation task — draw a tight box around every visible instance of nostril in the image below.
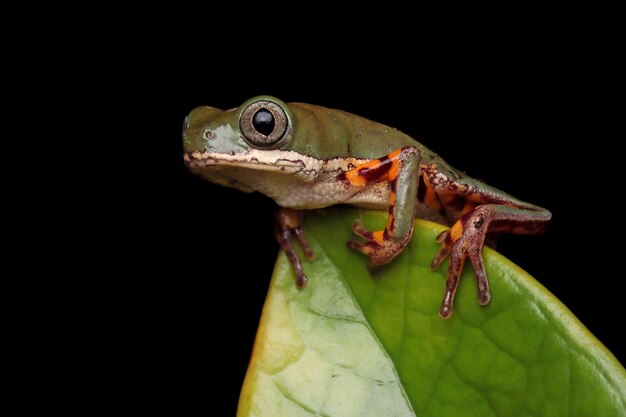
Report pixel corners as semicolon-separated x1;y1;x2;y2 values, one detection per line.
203;130;213;140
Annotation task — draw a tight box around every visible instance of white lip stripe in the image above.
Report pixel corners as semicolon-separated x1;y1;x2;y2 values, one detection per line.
184;149;372;177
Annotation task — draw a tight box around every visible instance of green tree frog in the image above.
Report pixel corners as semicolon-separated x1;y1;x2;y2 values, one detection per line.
183;96;551;319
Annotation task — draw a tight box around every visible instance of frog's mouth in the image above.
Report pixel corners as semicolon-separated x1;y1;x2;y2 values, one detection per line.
183;149;324;179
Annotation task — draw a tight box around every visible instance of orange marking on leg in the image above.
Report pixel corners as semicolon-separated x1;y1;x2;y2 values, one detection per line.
372;230;385;245
341;148;410;188
343;155;395;186
356;159;382;170
449;221;464;242
388;159;402;182
389;190;397;206
425;186;442;211
421;174;443;211
388;149;402;159
344;169;368;186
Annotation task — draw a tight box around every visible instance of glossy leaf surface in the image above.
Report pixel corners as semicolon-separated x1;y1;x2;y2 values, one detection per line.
239;209;626;417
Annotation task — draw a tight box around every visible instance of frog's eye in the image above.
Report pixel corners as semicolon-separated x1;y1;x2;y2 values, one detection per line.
240;100;290;148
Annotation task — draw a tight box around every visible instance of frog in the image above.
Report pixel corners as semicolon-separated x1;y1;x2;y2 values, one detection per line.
183;96;551;319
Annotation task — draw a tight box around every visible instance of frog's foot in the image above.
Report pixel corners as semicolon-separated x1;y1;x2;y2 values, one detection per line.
430;207;492;319
348;219;406;266
274;207;316;288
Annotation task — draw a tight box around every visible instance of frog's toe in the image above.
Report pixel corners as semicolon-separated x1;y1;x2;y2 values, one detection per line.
468;247;491;305
430;231;452;269
435;229;449;243
347;238;364;252
352;219;374;239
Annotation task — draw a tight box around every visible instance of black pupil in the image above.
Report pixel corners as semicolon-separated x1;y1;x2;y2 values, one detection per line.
253;109;275;136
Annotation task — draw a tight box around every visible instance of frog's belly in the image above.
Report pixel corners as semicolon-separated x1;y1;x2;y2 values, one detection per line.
221;169;447;224
222;168;385;209
274;178;389;209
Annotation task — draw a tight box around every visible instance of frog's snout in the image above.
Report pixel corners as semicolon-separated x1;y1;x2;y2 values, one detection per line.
182;106;224;152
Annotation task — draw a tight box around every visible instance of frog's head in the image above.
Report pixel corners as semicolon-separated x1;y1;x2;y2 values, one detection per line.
183;96;330;193
183;95;300;170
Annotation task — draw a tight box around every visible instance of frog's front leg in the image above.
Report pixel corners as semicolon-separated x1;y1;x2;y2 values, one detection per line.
274;207;316;288
341;147;421;265
274;207;315;288
426;168;552;319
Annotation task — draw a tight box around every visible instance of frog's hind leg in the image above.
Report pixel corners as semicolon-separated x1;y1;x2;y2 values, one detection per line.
424;164;551;318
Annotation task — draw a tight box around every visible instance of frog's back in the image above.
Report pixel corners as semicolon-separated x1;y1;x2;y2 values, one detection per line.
288;102;434;161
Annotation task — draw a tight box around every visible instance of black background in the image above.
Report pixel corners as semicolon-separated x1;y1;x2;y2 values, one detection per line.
132;47;622;414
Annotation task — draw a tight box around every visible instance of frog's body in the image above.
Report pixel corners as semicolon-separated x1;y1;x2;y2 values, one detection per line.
186;102;425;208
183;96;551;318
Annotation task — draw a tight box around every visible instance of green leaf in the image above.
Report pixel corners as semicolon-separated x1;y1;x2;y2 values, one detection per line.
238;209;626;417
